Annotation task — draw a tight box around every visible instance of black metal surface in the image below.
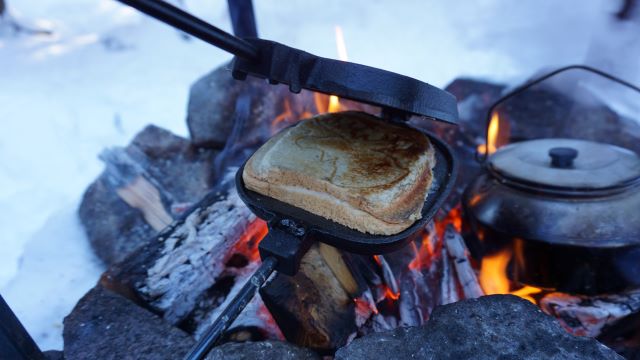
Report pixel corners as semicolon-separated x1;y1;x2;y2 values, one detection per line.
116;0;258;59
184;256;277;360
236;130;457;255
258;219;313;276
227;0;257;38
115;0;459;124
231;39;459;123
0;294;45;360
549;147;578;168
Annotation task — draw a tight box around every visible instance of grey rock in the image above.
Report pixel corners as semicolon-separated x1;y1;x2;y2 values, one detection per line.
63;286;194;360
206;340;320;360
186;63;286;149
43;350;64;360
79;125;217;265
336;295;622;360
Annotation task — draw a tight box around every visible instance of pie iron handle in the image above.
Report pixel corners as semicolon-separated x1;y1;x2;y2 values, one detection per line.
259;217;314;276
184;217;313;360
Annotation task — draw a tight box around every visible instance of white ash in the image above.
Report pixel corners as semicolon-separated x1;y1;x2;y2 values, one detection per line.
138;187;257;324
540;288;640;337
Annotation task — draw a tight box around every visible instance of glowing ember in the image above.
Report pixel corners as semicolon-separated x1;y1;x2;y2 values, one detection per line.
479;248;541;303
232;219;268;263
383;285;400;301
354;297;379;315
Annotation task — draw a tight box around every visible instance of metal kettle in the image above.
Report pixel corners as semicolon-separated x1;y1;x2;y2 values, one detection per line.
462;66;640;295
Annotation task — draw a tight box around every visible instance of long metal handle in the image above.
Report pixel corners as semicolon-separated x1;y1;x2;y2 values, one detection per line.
184;256;277;360
116;0;259;60
0;294;45;360
227;0;258;38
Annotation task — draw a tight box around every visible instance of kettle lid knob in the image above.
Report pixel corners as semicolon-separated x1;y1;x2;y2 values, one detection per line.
549;147;578;168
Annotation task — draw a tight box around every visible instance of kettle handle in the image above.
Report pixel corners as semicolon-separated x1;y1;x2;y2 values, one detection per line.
476;65;640;163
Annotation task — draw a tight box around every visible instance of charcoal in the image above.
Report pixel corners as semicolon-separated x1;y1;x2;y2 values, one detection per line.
336;295;622;360
63;286;194;360
205;340;320;360
79;125;217;265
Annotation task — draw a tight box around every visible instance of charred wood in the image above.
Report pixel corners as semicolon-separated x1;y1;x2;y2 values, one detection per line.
259;243;356;354
102;177;278;339
540;288;640;338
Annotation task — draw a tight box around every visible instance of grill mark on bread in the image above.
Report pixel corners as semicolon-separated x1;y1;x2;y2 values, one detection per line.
290;112;427;190
243;111;436;234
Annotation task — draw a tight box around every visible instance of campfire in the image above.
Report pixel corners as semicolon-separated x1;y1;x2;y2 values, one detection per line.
5;1;640;359
93;38;639;360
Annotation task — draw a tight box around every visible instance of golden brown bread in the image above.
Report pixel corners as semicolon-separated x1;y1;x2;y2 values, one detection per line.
242;111;436;235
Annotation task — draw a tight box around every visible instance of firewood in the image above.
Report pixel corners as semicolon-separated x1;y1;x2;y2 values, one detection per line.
102;181;275;338
116;175;172;231
443;225;484;299
439;247;460;305
539;288;640;337
317;243;360;296
260;243;356;354
98;146;174;231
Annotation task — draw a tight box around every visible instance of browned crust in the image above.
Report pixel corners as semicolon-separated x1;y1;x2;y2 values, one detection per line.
242;111;436;234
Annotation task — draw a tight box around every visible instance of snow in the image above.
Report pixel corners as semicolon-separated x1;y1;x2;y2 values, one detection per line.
0;0;633;351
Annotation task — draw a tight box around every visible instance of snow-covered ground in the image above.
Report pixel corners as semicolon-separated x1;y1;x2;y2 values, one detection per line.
0;0;632;351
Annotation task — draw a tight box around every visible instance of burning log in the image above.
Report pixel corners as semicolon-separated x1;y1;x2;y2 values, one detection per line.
259;243;357;353
443;225;484;299
539;288;640;338
102;176;279;339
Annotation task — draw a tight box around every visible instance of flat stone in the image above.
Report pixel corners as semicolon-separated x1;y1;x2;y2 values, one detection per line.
335;295;623;360
206;340;320;360
63;286;194;360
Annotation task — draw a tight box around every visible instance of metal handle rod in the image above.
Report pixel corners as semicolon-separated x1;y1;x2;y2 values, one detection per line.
184;256;278;360
227;0;258;38
116;0;259;60
0;294;45;360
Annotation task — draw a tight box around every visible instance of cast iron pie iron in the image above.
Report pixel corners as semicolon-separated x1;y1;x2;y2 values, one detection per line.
186;130;456;360
113;1;459;359
236;129;456;263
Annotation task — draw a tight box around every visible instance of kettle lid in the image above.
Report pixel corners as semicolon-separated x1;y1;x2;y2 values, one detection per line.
488;138;640;191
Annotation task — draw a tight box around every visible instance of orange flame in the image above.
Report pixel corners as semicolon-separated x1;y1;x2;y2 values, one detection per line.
327;26;348;113
408;232;435;270
232;219;269;263
478;248;541;303
477;112;504;155
271;98;293;129
383;286;400;301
